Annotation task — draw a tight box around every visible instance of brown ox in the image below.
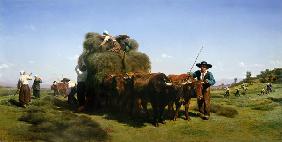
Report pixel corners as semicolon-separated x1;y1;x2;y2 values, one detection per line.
123;73;155;116
125;73;174;126
96;74;133;112
167;74;190;84
51;82;68;96
168;74;205;121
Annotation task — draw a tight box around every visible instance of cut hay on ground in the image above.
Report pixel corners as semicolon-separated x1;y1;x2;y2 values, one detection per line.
211;104;239;118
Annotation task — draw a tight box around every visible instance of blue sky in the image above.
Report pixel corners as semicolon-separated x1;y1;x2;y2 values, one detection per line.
0;0;282;86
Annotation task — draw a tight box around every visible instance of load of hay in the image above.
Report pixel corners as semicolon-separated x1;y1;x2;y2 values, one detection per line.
78;32;151;89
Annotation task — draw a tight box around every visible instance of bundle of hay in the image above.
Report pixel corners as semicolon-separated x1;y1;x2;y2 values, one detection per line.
78;32;151;89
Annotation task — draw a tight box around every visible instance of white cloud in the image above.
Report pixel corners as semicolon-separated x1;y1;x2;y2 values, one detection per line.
239;62;245;67
67;54;79;61
0;64;9;69
161;53;173;59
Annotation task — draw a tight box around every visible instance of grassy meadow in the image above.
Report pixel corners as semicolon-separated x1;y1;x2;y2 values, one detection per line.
0;83;281;142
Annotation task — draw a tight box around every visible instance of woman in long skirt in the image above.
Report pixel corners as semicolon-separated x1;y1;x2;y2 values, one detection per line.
18;71;32;107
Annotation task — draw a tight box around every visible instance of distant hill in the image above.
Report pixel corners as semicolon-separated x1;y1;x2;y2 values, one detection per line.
255;68;282;83
0;82;16;88
242;68;282;83
225;68;282;88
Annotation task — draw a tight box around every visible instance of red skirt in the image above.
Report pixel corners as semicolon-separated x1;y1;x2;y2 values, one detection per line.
19;84;31;105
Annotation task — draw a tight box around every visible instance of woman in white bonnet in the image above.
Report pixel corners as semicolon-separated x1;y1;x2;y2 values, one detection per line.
18;71;32;107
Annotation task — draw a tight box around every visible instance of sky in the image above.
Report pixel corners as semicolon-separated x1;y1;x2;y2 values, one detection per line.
0;0;282;87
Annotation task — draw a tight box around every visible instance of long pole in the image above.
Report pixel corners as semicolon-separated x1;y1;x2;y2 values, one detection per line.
189;45;204;73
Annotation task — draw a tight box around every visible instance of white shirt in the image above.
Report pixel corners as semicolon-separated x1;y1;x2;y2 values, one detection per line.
75;65;87;82
66;81;76;95
68;81;76;88
19;74;32;85
100;35;116;46
200;71;207;81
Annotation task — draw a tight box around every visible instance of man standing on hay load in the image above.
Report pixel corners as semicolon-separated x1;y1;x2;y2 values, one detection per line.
192;61;216;120
100;30;122;53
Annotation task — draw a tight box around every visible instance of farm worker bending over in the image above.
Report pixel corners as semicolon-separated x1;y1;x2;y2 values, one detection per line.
224;87;230;97
17;71;33;107
100;30;122;52
100;30;115;47
192;61;216;120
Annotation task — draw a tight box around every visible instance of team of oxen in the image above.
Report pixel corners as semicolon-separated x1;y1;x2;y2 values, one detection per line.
52;73;204;127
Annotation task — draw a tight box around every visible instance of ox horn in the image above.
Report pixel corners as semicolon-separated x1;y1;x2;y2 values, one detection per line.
182;80;192;85
166;82;173;86
181;82;188;85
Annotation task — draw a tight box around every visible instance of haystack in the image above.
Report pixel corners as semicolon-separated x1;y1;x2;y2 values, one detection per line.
78;32;151;89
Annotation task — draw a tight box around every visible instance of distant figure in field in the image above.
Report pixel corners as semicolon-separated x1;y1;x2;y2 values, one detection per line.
75;64;87;112
224;87;230;98
234;88;240;97
266;83;272;94
17;71;33;107
32;75;42;98
241;83;248;95
192;61;216;120
260;88;266;96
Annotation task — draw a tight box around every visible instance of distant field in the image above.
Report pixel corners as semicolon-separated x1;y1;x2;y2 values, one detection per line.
0;83;281;142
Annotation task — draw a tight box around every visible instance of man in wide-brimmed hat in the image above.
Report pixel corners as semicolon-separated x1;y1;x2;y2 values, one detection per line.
192;61;216;120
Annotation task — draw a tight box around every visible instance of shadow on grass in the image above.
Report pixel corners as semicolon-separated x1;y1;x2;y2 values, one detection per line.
268;97;282;105
86;105;204;128
211;95;224;99
51;96;150;127
84;107;148;128
15;96;110;142
0;98;22;107
8;99;22;107
52;97;75;111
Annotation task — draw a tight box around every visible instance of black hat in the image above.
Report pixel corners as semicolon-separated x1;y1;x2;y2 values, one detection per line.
196;61;212;68
61;78;70;82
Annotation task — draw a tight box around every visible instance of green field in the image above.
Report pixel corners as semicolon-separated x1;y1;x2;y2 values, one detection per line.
0;83;281;142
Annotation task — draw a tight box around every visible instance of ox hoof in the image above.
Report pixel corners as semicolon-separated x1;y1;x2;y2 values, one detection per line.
153;123;159;127
202;115;210;120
